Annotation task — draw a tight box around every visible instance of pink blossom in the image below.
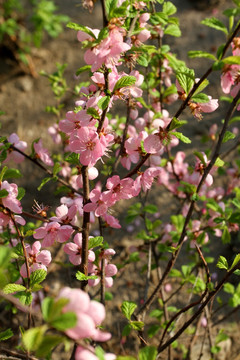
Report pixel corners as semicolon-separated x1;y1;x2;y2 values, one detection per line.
88;261;118;288
4;133;27;163
33;222;74;247
83;28;131;71
102;213;121;229
34;139;54;166
1;181;22;214
63;233;95;265
48;124;61;144
20;241;51;278
104;175;134;206
69;127;104;167
0;212;25;227
83;189;108;217
58;287;111;341
50;204;77;225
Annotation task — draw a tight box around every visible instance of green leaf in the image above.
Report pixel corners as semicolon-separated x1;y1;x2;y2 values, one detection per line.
122;323;132;336
163;1;177;15
67;22;97;38
42;297;69;322
36;335;65;357
0;189;9;198
15;292;33;306
217;256;228;270
230;254;240;270
3;169;22;179
37;177;52;191
98;96;110;110
223;282;235;294
222;56;240;65
30;269;47;287
17;187;25;201
3;283;26;294
137;54;149;67
113;76;136;92
139;346;158;360
194;151;206;165
191;93;210;103
53;162;62;176
214;157;224;167
143;204;158;214
50;312;77;331
0;246;12;268
97;27;109;42
76;65;92;76
188;50;217;61
201;17;228;35
176;67;195;94
171;131;191;144
64;152;79;165
0;328;13;341
222;226;231;244
95;346;105;360
169;117;187;131
116;356;136;360
87;107;100;120
121;301;137;321
105;0;118;19
76;271;98;281
164;24;181;37
22;326;47;351
222;131;236;143
88;236;104;249
130;321;144;330
215;330;229;345
148;324;161;338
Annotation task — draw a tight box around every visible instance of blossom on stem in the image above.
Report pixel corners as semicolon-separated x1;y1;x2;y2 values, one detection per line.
58;287;111;341
33;222;74;247
4;133;27;164
33;139;54;166
63;233;95;265
20;241;51;278
1;181;22;214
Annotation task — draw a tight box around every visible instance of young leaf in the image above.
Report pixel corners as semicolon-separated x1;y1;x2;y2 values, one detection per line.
67;22;96;39
76;65;92;76
88;236;104;249
87;107;100;120
122;323;132;336
98;96;110;110
191;93;210;103
222;56;240;65
222;131;236;143
121;301;137;320
30;269;47;287
214;157;224;167
36;335;65;357
188;50;216;61
143;204;158;214
171;131;191;144
22;326;47;351
17;187;25;201
176;67;195;94
37;177;52;191
0;189;9;198
164;24;181;37
201;17;228;35
223;282;235;295
194;151;206;165
222;226;231;244
50;312;77;331
217;256;228;270
3;169;22;179
113;76;136;92
169;117;187;131
230;253;240;270
0;329;13;341
76;271;98;281
130;321;144;330
163;1;177;15
3;283;26;294
139;346;158;360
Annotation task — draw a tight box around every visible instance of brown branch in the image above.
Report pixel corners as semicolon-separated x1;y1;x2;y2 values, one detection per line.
136;89;240;319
